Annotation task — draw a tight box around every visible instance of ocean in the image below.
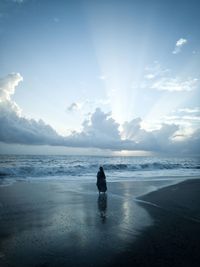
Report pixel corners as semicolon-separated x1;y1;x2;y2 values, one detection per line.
0;155;199;186
0;155;200;267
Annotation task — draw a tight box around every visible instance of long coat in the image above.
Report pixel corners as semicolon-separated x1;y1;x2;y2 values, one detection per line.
96;170;107;192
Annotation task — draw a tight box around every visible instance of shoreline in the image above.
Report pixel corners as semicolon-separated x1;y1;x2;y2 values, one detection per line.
0;177;200;267
110;178;200;267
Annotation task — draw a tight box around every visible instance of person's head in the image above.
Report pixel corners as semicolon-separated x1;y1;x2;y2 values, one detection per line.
99;166;104;172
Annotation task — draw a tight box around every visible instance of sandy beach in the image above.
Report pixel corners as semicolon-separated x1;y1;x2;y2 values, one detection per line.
0;178;200;267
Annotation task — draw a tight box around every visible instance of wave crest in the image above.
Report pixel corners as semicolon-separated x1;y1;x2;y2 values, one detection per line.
0;160;199;178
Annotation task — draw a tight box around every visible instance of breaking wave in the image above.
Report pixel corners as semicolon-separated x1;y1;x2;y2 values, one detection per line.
0;155;199;179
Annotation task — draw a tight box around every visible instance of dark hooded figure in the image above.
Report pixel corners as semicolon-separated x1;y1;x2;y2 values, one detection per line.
96;166;107;194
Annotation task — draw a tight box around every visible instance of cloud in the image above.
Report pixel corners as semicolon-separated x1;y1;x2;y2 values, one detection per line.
77;111;195;154
177;107;200;115
64;108;129;150
0;73;23;102
143;62;198;92
66;98;110;114
150;77;198;92
67;102;81;112
13;0;24;3
0;108;61;145
82;108;120;140
163;108;200;134
165;114;200;124
98;75;107;80
0;73;62;146
145;74;155;80
173;38;187;54
121;119;180;152
121;118;200;154
167;107;200;122
144;61;169;80
0;73;199;155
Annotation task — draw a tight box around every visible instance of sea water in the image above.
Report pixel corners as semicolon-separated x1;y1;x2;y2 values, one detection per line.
0;155;199;185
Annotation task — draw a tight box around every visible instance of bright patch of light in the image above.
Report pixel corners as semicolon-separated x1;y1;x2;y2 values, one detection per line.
113;150;153;156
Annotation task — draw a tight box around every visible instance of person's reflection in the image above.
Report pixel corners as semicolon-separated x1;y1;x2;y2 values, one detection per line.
98;193;107;223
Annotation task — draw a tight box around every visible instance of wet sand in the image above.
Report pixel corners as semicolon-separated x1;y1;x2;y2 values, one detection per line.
0;178;200;267
111;179;200;267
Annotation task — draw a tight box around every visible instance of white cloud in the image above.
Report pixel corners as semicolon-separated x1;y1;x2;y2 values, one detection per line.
145;74;155;80
121;118;200;154
99;75;106;80
163;108;200;135
143;105;200;133
144;61;169;80
164;115;200;124
13;0;24;3
144;62;198;92
173;38;187;54
176;38;187;46
0;73;62;145
0;73;199;155
64;108;127;150
85;108;120;140
177;107;200;114
66;98;110;114
122;118;142;140
0;73;23;102
121;119;180;152
151;77;198;92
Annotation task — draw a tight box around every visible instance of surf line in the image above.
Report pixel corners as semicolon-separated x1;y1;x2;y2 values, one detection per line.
134;198;200;224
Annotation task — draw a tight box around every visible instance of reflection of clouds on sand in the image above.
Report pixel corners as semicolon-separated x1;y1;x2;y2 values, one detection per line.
98;193;107;223
55;181;153;250
108;182;153;243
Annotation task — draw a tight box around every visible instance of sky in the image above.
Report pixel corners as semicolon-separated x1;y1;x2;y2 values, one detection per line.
0;0;200;155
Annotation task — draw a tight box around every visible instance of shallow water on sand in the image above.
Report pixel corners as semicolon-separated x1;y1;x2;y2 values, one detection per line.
0;180;156;267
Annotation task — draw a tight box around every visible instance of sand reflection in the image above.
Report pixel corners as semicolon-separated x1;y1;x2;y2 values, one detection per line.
97;193;107;223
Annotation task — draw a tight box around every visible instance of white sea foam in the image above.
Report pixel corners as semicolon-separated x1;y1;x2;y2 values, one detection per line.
0;155;199;185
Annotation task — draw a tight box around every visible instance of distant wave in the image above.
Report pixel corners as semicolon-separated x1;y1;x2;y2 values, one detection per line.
0;161;199;179
103;162;200;171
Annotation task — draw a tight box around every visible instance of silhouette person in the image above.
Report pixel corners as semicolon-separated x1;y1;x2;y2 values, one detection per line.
96;166;107;194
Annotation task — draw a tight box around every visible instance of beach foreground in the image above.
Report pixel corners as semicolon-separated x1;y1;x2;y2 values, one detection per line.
0;178;200;267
